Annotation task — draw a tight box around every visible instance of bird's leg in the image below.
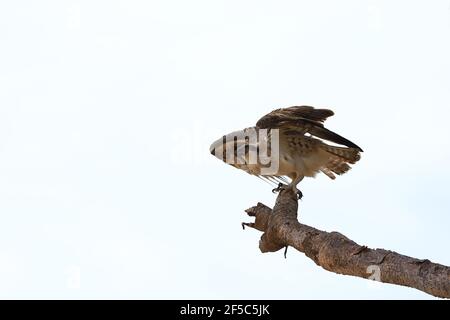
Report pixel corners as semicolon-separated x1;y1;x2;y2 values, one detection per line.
272;182;303;199
271;175;304;199
288;175;304;199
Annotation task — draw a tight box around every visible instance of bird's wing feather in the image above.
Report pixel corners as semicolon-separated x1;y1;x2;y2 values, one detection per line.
256;106;333;128
256;106;363;152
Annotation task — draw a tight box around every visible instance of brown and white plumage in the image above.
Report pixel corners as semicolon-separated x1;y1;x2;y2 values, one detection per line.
210;106;362;193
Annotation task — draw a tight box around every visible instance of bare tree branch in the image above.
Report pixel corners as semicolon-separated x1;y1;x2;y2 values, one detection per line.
243;189;450;298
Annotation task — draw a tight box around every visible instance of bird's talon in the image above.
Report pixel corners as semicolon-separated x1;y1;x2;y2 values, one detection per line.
272;183;285;194
297;190;303;199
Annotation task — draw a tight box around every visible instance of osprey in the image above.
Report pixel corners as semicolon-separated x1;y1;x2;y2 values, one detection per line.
209;106;362;198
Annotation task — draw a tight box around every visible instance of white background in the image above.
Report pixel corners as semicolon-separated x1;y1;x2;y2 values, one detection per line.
0;0;449;299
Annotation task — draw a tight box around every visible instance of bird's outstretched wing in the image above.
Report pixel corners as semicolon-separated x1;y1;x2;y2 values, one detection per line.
256;106;363;152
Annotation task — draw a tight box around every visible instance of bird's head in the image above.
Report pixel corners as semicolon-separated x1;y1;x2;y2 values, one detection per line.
210;127;261;168
209;127;278;176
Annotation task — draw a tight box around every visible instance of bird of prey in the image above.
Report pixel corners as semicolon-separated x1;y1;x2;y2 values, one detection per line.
209;106;362;198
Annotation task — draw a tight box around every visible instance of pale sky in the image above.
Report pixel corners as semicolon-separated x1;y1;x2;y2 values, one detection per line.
0;0;449;299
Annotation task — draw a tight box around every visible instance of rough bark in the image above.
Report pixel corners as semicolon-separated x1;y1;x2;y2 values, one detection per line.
242;189;450;298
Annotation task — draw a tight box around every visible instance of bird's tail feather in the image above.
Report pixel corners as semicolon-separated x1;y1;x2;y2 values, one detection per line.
320;145;361;164
320;167;336;180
